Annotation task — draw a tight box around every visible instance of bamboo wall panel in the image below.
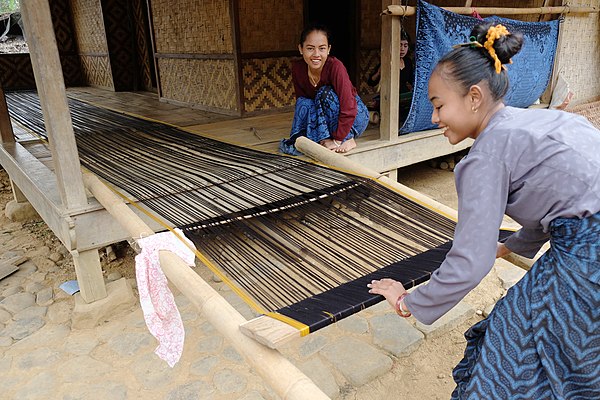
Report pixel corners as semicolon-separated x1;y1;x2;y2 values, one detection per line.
242;57;295;112
151;0;233;54
131;0;154;91
359;49;381;96
70;0;113;88
80;55;113;89
50;0;83;86
0;55;35;89
158;58;238;111
101;0;135;91
555;0;600;105
238;0;302;53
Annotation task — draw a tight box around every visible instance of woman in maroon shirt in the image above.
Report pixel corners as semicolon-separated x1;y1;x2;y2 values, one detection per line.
279;24;369;155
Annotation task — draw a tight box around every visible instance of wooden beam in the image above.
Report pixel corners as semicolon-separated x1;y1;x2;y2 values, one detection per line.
20;0;87;210
380;0;401;141
81;172;329;400
0;88;14;143
295;136;534;271
383;5;599;16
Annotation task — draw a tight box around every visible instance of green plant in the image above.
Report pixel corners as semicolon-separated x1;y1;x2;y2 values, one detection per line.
0;0;20;14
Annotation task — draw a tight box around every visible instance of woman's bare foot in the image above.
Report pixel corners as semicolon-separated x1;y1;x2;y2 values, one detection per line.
335;138;356;153
319;138;339;150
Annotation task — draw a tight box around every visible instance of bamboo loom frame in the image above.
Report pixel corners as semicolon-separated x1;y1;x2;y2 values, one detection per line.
383;5;600;17
238;137;537;350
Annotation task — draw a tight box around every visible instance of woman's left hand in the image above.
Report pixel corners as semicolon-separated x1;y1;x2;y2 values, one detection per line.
367;278;407;310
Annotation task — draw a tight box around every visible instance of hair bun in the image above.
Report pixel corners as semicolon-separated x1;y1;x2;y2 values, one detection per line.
471;22;524;65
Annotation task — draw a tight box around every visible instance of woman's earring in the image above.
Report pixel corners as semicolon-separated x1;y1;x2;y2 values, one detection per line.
471;106;478;113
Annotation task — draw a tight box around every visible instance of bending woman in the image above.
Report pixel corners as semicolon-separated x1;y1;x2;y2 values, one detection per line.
368;22;600;399
280;24;369;155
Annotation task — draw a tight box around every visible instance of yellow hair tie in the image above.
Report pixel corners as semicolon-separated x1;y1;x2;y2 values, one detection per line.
484;24;511;74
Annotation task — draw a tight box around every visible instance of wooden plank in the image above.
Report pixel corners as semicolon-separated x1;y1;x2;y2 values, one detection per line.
0;255;27;281
20;0;88;210
0;263;19;280
239;316;301;349
0;88;14;143
380;0;401;141
72;248;107;303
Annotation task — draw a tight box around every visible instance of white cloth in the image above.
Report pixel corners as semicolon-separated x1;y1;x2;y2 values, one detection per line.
135;228;196;367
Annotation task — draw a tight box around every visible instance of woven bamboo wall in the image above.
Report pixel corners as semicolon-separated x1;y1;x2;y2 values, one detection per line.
239;0;302;53
158;58;238;111
70;0;113;89
242;57;295;112
0;55;35;89
131;0;154;91
151;0;233;54
554;0;600;105
150;0;237;112
0;0;82;90
238;0;302;113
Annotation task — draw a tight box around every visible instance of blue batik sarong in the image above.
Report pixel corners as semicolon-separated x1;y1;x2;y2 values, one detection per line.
452;212;600;399
402;0;560;134
279;86;369;156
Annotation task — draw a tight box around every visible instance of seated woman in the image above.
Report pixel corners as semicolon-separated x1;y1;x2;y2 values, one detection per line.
279;24;369;155
366;29;415;123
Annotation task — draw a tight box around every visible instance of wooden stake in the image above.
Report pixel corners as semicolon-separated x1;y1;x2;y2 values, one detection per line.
81;172;329;400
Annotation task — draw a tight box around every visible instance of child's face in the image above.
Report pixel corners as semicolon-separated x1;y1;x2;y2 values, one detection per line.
399;40;409;58
428;71;477;145
299;31;330;72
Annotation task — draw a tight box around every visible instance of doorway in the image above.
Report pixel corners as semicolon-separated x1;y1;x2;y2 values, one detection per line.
305;0;359;85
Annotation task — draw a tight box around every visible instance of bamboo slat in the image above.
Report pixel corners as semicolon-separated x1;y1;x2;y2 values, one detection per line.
383;5;599;16
295;136;534;271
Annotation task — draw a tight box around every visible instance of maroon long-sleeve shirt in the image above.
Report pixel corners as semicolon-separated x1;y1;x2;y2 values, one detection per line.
292;57;358;141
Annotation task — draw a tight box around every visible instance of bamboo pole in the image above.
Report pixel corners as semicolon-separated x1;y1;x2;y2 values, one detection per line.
383;5;599;16
80;172;329;400
295;136;534;271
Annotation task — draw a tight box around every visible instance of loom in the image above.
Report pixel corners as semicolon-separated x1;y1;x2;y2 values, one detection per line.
6;91;515;337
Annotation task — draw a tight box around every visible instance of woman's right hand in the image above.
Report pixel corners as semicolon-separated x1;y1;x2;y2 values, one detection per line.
367;278;407;310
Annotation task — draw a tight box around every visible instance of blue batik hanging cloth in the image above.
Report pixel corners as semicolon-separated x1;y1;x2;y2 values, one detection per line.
401;0;560;134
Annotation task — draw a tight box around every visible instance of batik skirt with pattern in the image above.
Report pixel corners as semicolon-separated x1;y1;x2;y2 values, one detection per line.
279;86;369;156
452;211;600;399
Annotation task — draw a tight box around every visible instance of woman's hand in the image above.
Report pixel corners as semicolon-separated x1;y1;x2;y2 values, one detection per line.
496;242;512;258
367;278;407;310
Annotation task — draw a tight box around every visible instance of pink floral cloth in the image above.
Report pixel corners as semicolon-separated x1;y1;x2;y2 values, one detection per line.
135;228;196;367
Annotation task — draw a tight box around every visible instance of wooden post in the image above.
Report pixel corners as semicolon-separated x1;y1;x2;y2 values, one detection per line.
0;88;14;143
20;0;107;302
81;172;329;400
380;0;401;141
295;136;534;271
19;0;87;210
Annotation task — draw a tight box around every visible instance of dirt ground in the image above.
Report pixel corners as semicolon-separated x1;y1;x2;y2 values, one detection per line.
0;35;28;54
0;156;509;399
